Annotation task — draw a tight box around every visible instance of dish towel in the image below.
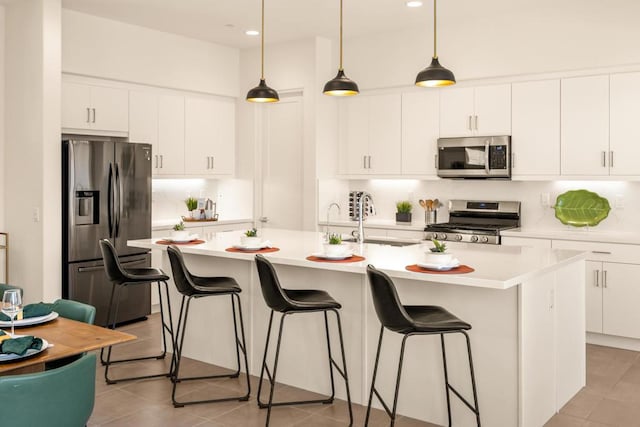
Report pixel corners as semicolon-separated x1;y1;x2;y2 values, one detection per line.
0;331;43;355
0;302;53;322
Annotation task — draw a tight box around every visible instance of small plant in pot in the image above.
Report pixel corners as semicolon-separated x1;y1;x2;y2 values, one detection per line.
323;233;349;257
241;228;261;248
424;238;453;265
395;201;413;224
171;221;189;241
185;197;199;218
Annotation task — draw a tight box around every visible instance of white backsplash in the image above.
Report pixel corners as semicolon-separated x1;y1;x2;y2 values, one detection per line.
318;178;640;232
152;178;253;223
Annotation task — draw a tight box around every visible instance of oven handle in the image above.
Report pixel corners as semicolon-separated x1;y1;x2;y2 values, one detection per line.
484;140;490;174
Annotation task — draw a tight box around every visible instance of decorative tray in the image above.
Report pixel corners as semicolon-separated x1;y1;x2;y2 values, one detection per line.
553;189;611;227
181;216;219;222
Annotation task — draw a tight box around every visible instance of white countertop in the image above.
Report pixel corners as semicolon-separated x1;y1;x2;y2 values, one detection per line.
502;228;640;245
152;218;252;231
129;228;586;290
318;219;426;231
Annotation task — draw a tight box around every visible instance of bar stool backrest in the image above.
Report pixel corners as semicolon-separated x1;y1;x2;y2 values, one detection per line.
167;245;197;296
99;239;127;284
366;265;415;333
254;254;296;312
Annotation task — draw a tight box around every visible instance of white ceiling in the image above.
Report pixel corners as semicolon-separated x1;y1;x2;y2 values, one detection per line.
56;0;627;50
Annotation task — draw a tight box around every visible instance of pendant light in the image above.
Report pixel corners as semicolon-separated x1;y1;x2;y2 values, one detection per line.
415;0;455;87
246;0;279;103
323;0;359;96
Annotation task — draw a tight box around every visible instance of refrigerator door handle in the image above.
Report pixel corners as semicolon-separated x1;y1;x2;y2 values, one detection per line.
107;162;114;238
115;162;122;237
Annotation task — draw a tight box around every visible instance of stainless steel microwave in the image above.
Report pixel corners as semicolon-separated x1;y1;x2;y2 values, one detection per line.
436;136;511;178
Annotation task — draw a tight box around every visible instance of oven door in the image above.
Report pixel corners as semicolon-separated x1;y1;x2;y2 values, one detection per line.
437;136;510;178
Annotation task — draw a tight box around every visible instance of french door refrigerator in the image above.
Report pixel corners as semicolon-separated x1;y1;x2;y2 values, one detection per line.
62;139;153;326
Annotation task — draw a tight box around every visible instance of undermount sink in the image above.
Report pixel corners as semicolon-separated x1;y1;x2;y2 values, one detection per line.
341;235;423;247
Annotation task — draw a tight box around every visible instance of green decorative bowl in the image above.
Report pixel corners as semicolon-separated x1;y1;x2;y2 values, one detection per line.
553;190;611;227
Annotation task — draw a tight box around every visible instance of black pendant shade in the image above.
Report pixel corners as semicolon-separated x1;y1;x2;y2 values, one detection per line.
323;69;359;96
415;57;456;87
246;78;279;103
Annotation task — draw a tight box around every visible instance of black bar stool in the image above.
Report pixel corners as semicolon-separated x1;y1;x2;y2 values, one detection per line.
365;265;481;427
254;254;353;426
99;239;175;384
167;245;250;407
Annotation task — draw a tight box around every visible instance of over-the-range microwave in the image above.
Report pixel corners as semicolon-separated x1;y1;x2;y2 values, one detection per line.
436;135;511;179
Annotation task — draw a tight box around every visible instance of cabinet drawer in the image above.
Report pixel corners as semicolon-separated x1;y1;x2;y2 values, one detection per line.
552;240;640;263
502;236;552;249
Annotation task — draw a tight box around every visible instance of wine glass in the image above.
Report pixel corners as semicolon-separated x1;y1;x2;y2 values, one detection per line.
2;290;22;336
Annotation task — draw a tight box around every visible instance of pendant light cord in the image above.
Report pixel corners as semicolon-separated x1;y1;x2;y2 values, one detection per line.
339;0;344;71
433;0;438;59
261;0;265;79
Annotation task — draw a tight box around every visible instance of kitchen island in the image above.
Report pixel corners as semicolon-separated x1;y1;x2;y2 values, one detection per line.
129;229;587;427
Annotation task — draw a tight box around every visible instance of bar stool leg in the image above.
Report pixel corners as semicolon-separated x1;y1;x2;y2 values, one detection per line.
462;331;481;427
441;334;453;427
390;334;410;427
365;326;385;426
323;312;337;403
257;310;275;408
265;313;287;427
331;309;354;426
232;293;251;400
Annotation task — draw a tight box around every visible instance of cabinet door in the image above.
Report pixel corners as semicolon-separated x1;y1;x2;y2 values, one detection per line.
474;84;511;136
610;72;640;176
603;263;640;339
585;261;603;334
439;87;474;137
340;96;369;174
62;82;91;130
157;95;185;175
401;91;439;175
369;94;401;174
561;75;609;176
185;97;216;175
511;80;560;176
129;91;159;172
90;86;129;132
211;99;235;176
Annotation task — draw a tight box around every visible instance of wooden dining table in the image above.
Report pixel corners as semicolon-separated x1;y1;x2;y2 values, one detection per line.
0;316;136;376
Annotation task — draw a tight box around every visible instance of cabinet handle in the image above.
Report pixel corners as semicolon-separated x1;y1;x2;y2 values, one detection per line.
594;269;600;287
474;115;479;131
610;151;614;168
206;156;210;169
434;154;438;168
603;270;607;288
92;108;96;123
160;155;163;168
363;155;366;169
368;156;372;169
601;151;606;167
211;156;214;170
468;115;472;131
154;155;158;169
86;107;91;123
592;250;612;255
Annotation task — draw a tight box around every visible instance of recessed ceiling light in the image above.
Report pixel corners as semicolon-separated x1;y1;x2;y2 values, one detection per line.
405;1;423;7
245;30;260;36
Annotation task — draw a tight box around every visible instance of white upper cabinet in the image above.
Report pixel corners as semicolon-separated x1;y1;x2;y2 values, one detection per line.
401;91;439;176
610;72;640;176
560;75;609;176
511;80;561;176
157;94;185;175
129;91;158;147
339;94;401;175
62;81;128;133
439;84;511;137
184;96;235;176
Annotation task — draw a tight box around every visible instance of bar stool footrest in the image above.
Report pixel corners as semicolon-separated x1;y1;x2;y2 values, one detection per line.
257;397;333;408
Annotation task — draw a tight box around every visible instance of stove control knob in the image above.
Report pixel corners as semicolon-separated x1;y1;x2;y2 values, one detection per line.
437;233;448;240
480;236;489;243
454;234;463;241
470;235;479;243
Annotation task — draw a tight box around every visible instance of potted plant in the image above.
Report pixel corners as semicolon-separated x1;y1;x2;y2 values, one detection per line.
323;233;349;257
171;221;189;241
395;201;413;224
240;228;261;248
185;196;199;219
424;238;453;265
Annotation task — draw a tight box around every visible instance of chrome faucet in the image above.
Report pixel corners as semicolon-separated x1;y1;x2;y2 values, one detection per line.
325;202;341;239
353;192;375;244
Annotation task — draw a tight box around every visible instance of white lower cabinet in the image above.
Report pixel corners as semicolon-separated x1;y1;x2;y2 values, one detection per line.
501;236;552;248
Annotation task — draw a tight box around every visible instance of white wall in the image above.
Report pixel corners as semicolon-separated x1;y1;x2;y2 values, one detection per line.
5;0;61;302
62;9;240;97
0;6;4;232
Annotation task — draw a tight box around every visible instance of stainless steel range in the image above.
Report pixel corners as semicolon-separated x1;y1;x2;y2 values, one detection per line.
424;200;521;245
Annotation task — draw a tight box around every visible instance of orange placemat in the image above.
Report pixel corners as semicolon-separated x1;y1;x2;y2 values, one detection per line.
156;239;206;245
225;247;280;254
306;255;366;263
405;264;474;274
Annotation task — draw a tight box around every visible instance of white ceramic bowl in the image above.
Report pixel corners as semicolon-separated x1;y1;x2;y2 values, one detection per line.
241;235;262;248
323;243;350;257
423;252;453;265
171;230;190;241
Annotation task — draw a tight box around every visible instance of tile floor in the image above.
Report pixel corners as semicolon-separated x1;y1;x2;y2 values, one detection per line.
89;314;640;426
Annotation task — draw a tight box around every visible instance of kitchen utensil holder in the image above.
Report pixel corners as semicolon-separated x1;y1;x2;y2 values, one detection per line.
425;210;437;225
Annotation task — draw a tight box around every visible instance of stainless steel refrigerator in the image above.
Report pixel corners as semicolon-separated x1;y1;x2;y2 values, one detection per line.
62;139;152;326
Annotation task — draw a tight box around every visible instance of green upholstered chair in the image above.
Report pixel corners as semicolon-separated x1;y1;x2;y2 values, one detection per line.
0;353;96;427
52;298;96;325
0;283;22;296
